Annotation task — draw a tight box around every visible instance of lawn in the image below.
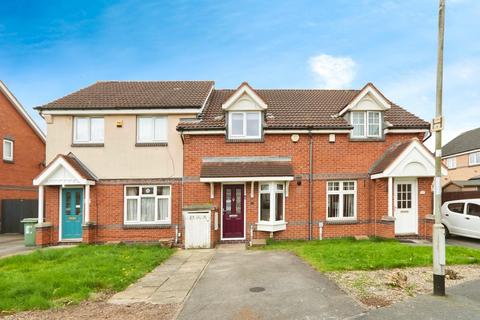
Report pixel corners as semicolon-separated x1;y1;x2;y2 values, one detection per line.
0;244;174;312
262;238;480;272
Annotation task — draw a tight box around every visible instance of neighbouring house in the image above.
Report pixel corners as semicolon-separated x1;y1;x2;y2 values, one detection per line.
0;81;46;233
34;81;441;247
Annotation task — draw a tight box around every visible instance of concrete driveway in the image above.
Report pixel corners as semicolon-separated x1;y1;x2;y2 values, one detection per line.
178;245;365;320
0;233;33;258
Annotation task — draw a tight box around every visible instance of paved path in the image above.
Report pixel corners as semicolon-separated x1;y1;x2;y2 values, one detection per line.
109;249;214;305
178;244;365;320
361;279;480;320
0;234;34;258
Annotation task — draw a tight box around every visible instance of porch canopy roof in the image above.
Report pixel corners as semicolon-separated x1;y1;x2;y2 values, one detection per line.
199;156;294;182
33;153;97;186
369;138;447;179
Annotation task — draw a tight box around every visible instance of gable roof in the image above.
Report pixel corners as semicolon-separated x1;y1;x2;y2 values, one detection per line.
338;82;391;116
369;140;413;175
178;85;429;131
222;82;268;110
37;81;214;110
0;81;46;142
443;127;480;157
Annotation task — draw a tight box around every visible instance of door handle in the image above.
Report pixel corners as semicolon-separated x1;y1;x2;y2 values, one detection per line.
445;214;449;216
466;217;470;220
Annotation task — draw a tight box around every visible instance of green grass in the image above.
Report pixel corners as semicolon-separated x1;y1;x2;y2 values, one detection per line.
262;237;480;272
0;244;174;312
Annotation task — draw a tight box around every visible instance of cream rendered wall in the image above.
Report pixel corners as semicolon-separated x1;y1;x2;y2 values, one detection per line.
442;153;480;185
46;114;193;179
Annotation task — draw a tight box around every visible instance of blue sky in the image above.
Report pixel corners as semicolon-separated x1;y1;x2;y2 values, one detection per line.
1;0;479;147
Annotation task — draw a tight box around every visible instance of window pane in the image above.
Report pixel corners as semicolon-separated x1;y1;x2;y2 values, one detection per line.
328;194;339;218
75;118;89;141
141;186;154;195
90;118;104;142
154;117;167;141
3;140;12;159
343;181;354;191
157;186;170;196
126;187;139;196
260;193;270;221
235;188;242;214
138;117;153;142
276;183;284;191
140;198;155;221
343;194;354;217
231;113;244;136
75;192;81;215
328;182;340;191
467;203;480;217
275;192;284;221
225;189;231;212
65;191;71;215
246;112;260;137
260;184;270;191
352;112;365;137
126;199;137;221
448;203;464;214
157;198;169;221
368;112;380;136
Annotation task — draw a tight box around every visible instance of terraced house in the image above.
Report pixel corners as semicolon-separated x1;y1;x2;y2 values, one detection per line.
33;81;442;247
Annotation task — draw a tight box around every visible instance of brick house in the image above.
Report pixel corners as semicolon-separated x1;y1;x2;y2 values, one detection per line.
0;81;46;232
34;81;441;247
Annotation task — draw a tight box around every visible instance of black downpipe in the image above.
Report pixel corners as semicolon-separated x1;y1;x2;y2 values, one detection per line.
308;129;313;240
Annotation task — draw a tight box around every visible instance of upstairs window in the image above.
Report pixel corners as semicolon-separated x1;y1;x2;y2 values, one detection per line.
469;152;480;166
74;117;104;144
3;139;13;161
228;111;261;139
446;157;457;169
137;116;167;143
351;111;381;138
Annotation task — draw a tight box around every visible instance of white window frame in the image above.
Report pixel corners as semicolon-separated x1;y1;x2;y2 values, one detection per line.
469;152;480;166
326;181;357;221
228;111;262;139
136;116;168;143
73;117;104;144
124;185;171;225
351;111;382;138
3;139;13;161
258;182;286;224
446;157;457;169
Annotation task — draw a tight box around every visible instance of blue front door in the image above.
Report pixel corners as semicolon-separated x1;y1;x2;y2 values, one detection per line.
62;188;83;239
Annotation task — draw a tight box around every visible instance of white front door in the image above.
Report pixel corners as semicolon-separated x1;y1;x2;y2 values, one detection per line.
394;179;418;235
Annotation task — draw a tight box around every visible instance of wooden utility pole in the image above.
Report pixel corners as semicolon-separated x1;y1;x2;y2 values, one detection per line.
432;0;446;296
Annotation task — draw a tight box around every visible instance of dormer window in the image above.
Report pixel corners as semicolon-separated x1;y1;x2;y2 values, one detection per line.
228;111;261;139
351;111;382;138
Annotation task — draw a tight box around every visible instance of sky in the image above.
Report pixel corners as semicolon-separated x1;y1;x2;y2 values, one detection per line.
1;0;479;148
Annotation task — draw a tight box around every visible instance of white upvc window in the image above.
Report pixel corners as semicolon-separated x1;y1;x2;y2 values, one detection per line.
73;117;104;143
258;182;285;224
3;139;13;161
124;185;171;224
137;116;168;143
228;111;261;139
446;157;457;169
351;111;381;138
326;181;357;220
469;152;480;166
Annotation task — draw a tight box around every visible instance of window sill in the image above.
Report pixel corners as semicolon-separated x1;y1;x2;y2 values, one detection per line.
3;159;14;164
325;219;358;225
135;142;168;147
256;221;287;232
349;137;384;142
71;143;104;147
226;138;264;143
123;224;172;229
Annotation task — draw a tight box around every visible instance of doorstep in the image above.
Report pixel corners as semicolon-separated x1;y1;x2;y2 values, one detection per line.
109;249;215;305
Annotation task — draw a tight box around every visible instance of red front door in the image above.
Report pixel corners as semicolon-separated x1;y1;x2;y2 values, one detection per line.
222;185;245;239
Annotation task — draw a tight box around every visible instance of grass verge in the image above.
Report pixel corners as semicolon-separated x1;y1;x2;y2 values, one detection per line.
0;244;174;312
261;237;480;272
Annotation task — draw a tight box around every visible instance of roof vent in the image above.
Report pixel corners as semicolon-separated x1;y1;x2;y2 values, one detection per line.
266;113;275;120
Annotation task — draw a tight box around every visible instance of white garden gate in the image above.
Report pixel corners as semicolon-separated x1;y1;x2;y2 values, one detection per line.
184;211;211;249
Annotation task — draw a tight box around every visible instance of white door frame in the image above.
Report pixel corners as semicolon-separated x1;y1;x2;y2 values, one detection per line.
393;178;418;235
220;182;247;241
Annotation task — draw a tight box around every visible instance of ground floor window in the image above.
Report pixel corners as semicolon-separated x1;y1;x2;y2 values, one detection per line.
259;182;285;223
327;181;356;220
124;185;171;224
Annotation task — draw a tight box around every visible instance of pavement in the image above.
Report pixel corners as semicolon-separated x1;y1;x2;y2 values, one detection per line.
178;244;365;320
109;248;215;305
0;233;34;258
361;279;480;320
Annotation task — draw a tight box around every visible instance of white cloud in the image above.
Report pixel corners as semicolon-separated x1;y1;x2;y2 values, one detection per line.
309;54;356;88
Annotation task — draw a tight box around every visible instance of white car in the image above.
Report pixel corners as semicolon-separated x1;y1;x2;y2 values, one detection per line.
441;199;480;239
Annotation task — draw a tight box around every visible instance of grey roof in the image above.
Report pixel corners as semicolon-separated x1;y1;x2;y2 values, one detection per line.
443;127;480;157
38;81;214;110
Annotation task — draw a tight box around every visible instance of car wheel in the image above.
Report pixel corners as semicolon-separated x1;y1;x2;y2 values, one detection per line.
443;225;450;239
